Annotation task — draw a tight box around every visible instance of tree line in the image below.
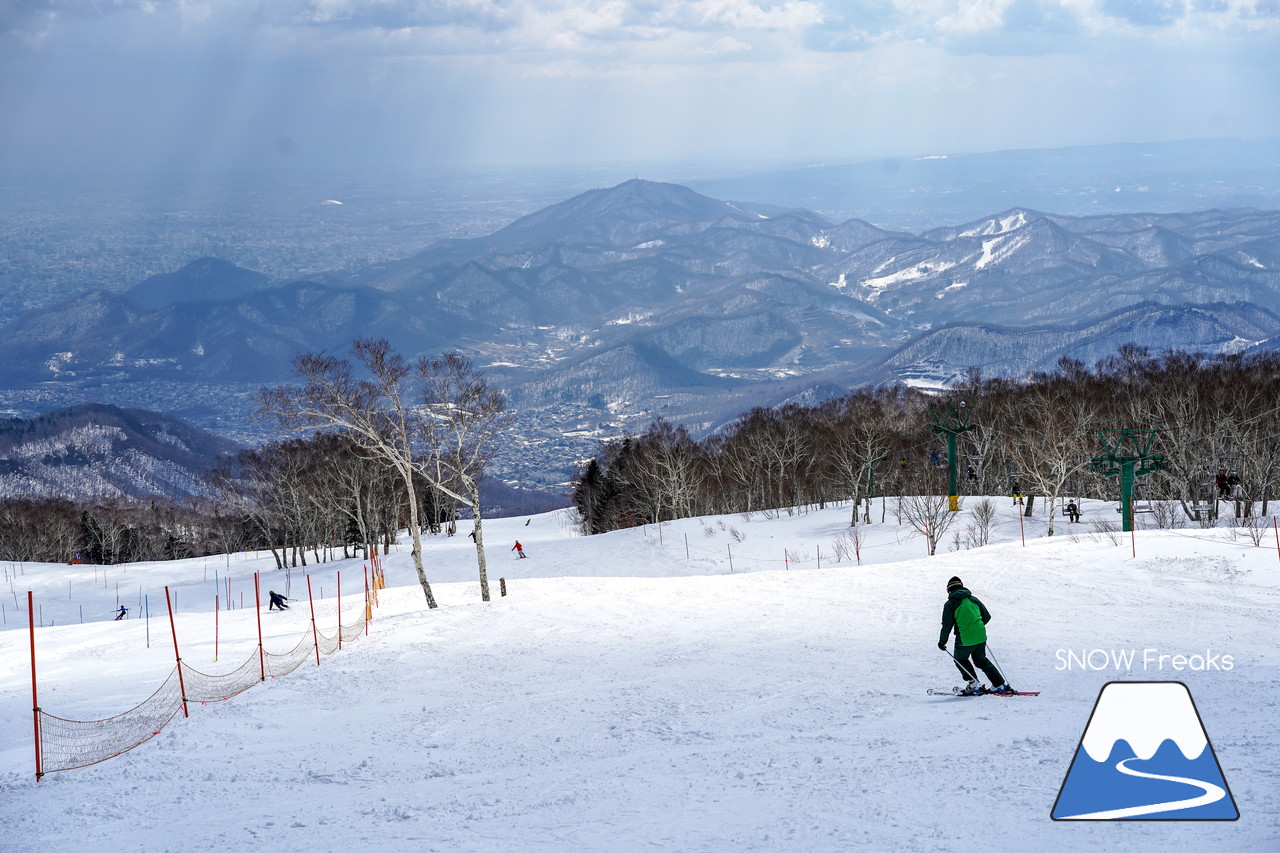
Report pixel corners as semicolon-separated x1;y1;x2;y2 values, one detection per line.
572;347;1280;538
0;341;509;597
0;430;463;567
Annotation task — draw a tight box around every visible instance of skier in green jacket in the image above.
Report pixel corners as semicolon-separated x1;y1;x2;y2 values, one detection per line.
938;576;1013;695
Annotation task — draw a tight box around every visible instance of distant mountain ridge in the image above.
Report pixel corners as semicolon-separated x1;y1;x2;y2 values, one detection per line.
0;403;242;500
1;179;1278;486
125;257;271;309
686;137;1280;229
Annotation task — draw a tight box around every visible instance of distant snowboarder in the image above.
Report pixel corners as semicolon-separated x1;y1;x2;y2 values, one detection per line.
512;540;526;559
938;576;1012;695
114;605;128;621
1065;501;1081;523
268;590;289;611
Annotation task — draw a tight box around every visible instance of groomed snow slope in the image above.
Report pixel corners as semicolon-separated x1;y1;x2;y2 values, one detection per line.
1;499;1277;852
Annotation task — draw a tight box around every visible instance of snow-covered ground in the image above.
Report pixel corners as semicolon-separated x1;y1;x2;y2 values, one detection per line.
1;498;1277;852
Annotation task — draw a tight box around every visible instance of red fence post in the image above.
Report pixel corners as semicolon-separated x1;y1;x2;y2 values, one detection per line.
28;591;42;782
164;585;189;719
1274;516;1279;562
364;564;370;637
253;572;264;682
307;575;320;667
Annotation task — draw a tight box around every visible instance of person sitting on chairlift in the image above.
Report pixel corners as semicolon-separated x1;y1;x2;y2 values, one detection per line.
1228;471;1244;501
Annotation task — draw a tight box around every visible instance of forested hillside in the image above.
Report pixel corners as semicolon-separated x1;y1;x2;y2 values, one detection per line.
572;348;1280;538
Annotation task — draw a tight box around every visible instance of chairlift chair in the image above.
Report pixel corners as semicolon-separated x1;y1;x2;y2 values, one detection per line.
1186;479;1217;515
1136;482;1154;513
1114;482;1155;514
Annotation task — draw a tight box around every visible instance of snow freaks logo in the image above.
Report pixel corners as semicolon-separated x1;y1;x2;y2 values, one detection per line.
1051;682;1239;821
1054;648;1234;672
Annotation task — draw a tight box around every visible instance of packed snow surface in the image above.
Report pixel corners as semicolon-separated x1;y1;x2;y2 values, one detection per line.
961;211;1028;238
974;232;1030;270
861;258;958;292
2;498;1278;851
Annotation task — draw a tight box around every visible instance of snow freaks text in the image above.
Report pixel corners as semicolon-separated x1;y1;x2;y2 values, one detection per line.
1054;650;1235;672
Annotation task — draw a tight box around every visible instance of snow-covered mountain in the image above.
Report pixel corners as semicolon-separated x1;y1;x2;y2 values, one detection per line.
2;180;1280;484
0;403;241;499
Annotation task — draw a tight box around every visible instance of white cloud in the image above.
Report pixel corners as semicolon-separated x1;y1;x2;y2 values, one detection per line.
698;34;753;54
931;0;1015;34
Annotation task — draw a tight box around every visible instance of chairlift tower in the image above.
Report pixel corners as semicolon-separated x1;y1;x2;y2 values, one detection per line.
930;403;977;512
1090;428;1166;532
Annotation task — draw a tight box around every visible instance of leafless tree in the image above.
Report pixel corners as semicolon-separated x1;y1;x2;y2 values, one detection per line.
897;490;962;556
257;339;440;608
417;351;512;602
964;498;997;548
1000;383;1102;536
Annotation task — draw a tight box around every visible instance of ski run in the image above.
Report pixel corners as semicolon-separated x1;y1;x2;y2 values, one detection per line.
1;497;1277;851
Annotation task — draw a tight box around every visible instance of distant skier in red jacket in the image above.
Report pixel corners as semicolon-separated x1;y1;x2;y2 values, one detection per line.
512;540;526;558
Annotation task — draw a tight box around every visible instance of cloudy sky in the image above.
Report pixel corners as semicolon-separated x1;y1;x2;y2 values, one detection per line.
2;0;1278;175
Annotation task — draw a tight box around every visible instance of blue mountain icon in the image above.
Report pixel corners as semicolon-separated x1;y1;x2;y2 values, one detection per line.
1052;681;1238;820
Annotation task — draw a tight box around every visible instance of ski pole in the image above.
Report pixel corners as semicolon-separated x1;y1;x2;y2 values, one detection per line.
943;644;990;686
938;645;975;682
985;643;1011;686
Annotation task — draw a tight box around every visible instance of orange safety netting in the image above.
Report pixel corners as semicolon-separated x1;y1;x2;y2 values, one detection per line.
37;595;372;776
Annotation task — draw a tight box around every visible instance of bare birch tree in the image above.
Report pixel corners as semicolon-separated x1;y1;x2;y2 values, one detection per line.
417;352;511;602
257;338;440;608
897;491;961;556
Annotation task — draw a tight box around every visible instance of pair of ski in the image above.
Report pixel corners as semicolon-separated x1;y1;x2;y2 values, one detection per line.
928;686;1040;697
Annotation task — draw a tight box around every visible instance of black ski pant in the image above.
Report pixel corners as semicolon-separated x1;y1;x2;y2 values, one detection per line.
952;642;1004;686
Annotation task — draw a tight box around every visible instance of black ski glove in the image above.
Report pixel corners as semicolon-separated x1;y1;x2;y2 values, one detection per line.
937;641;947;651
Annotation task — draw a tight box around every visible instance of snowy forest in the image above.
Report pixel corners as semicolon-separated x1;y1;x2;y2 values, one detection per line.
0;342;504;576
3;344;1279;566
572;347;1280;538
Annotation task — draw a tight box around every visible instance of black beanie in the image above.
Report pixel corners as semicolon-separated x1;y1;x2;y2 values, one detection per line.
946;576;963;592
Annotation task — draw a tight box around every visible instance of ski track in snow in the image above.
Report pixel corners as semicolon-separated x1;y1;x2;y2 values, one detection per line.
1;499;1278;852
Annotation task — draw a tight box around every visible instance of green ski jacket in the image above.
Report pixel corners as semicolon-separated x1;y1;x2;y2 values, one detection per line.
939;588;991;647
